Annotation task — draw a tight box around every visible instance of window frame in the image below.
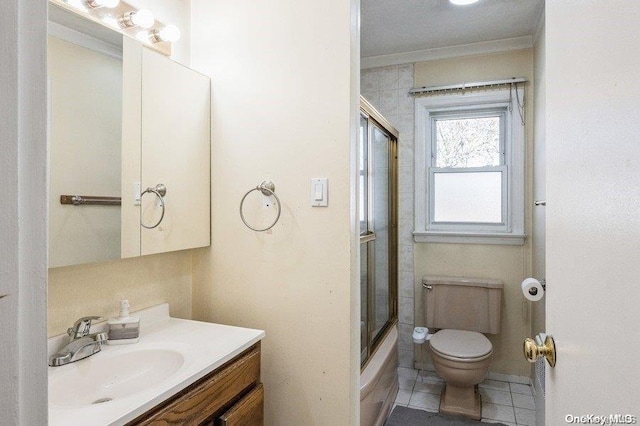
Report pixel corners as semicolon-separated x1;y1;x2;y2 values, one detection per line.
414;88;525;245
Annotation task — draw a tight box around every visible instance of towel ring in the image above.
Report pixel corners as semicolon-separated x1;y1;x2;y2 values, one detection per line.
141;184;166;229
239;181;281;232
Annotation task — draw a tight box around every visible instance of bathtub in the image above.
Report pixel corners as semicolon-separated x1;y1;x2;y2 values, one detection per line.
360;324;399;426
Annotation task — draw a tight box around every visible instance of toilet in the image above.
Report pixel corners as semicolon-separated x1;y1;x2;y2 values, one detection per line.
423;275;503;420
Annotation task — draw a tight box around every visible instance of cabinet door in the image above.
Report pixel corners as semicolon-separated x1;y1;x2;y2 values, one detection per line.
127;344;261;426
219;384;264;426
140;47;210;255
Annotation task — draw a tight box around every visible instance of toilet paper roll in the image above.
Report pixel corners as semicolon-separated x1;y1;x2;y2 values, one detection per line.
521;278;544;302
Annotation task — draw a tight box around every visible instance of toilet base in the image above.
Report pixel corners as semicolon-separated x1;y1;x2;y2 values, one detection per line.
439;384;482;420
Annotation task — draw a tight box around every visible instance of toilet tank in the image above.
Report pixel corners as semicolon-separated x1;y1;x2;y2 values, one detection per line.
423;275;503;334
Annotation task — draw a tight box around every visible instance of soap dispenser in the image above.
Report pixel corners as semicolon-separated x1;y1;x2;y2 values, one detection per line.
107;299;140;345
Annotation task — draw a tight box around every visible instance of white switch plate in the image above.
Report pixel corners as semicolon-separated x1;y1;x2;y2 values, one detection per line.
311;178;328;207
134;182;141;206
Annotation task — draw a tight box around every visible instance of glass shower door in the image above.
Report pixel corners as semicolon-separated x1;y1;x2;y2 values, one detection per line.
371;126;391;339
359;99;398;367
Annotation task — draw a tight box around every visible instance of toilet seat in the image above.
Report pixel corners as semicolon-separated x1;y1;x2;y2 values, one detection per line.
429;329;492;361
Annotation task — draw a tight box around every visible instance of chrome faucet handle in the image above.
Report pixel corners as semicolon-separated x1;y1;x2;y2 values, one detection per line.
93;332;108;345
67;316;103;340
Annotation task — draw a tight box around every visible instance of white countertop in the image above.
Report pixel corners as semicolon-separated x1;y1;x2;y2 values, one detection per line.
48;304;265;426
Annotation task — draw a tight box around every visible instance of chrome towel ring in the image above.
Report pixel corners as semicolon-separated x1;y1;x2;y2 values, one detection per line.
141;183;166;229
239;180;281;232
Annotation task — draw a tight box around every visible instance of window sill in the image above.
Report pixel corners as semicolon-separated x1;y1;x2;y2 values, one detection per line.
413;231;525;245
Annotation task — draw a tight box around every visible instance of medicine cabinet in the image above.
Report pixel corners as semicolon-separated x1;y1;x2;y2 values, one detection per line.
48;3;210;268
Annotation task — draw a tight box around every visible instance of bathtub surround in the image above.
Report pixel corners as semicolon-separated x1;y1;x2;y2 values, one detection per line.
362;49;535;378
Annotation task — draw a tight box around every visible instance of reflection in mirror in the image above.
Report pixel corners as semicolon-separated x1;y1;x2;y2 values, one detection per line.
48;6;123;268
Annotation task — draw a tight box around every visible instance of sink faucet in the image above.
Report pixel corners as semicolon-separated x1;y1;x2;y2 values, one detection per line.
49;316;107;367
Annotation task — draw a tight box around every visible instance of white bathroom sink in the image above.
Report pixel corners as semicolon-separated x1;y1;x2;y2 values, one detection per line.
49;349;185;407
48;303;265;426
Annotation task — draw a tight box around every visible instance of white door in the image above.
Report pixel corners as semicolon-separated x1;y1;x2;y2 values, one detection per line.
545;1;640;424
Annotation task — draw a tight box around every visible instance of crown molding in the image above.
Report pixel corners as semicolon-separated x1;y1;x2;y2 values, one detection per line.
361;36;534;69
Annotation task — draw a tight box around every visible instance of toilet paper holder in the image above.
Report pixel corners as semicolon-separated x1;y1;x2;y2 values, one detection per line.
526;278;546;297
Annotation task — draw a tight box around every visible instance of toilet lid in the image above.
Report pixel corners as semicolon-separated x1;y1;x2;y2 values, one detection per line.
429;329;492;359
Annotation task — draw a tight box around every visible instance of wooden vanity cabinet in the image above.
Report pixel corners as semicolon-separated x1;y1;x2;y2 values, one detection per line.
127;343;263;426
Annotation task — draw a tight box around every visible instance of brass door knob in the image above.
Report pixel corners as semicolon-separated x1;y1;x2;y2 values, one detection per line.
523;335;556;367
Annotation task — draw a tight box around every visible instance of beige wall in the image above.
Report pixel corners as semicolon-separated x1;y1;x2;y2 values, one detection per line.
48;0;193;337
48;250;192;336
413;50;534;377
48;126;193;332
190;0;359;424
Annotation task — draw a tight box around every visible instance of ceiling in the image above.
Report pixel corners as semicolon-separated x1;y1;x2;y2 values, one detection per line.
361;0;544;58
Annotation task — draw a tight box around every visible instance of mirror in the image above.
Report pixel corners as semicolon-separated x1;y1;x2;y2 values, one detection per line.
48;3;210;268
48;5;124;268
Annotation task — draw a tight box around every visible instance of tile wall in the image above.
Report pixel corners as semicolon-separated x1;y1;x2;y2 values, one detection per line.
361;64;416;367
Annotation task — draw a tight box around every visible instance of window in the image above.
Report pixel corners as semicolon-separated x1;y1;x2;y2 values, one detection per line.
414;88;525;244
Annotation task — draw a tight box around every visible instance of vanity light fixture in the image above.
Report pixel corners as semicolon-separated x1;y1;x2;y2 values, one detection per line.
120;9;155;29
151;25;181;43
449;0;480;5
135;31;150;43
101;16;120;29
86;0;120;8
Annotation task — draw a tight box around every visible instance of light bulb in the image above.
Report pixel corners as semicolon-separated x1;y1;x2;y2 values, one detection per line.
131;9;154;29
120;9;155;29
86;0;120;8
152;25;181;43
449;0;480;5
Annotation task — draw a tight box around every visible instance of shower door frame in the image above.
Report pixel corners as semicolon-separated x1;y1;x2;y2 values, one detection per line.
359;97;399;369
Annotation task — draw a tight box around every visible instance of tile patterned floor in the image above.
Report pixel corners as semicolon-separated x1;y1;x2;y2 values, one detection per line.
394;368;536;426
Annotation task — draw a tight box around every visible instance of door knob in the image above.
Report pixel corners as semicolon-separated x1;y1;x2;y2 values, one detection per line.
523;335;556;367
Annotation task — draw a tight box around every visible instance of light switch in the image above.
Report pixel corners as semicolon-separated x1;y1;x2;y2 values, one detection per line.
134;182;141;206
311;178;328;207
